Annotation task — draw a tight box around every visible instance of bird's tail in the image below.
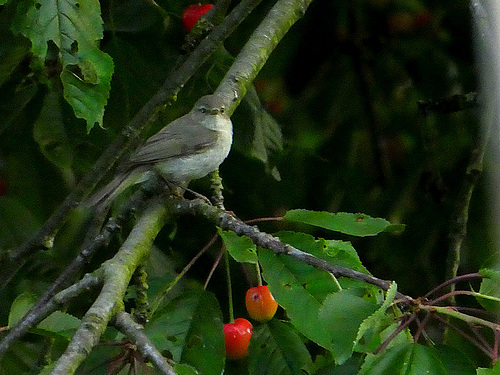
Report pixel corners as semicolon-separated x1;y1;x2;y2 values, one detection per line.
84;170;135;208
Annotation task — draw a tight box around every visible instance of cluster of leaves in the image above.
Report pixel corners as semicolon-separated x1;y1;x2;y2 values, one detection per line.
4;210;500;374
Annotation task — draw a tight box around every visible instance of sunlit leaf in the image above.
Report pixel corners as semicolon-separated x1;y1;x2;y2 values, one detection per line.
258;248;338;350
284;210;405;237
355;282;399;353
219;229;258;264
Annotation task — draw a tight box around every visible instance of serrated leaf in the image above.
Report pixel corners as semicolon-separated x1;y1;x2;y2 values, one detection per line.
318;290;378;364
219;229;258;264
248;320;313;375
145;290;224;375
359;343;449;375
12;0;114;130
33;91;73;170
8;293;36;328
61;49;114;131
284;210;405;237
246;86;283;179
355;282;398;352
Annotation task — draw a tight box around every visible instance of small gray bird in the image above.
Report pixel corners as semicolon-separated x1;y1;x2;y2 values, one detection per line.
87;94;233;206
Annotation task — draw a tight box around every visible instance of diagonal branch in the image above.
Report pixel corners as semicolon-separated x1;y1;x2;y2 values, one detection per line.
50;199;168;374
0;272;103;357
0;0;265;289
174;198;413;302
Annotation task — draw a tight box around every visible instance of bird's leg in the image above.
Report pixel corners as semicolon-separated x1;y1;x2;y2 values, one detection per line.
157;173;212;205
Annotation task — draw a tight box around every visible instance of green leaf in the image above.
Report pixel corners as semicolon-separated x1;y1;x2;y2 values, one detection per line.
248;320;313;375
145;290;225;375
259;247;378;364
0;34;31;87
478;268;500;313
359;343;463;375
12;0;114;130
284;210;405;237
8;293;36;328
246;86;283;179
258;248;338;350
478;360;500;374
33;91;73;170
434;345;476;375
219;229;258;264
174;363;200;375
61;49;114;132
36;311;80;340
318;290;378;364
355;282;399;353
275;231;373;285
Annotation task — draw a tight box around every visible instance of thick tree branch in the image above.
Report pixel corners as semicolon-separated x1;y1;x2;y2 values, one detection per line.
215;0;314;113
51;200;168;375
1;0;264;288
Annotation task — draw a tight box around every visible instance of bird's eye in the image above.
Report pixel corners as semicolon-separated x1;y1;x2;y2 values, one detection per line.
219;106;225;114
199;107;207;113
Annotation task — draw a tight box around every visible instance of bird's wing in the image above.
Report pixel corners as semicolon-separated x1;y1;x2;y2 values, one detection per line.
127;120;219;166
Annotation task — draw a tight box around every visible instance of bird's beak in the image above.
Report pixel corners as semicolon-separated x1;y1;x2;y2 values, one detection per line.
208;108;222;115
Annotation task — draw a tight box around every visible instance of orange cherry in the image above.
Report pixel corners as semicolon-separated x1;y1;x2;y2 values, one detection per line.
245;286;278;322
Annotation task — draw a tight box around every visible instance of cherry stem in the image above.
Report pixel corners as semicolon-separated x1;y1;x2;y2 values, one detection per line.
255;263;263;286
427;289;492;305
423;272;483;298
225;248;235;323
374;314;417;354
150;233;219;315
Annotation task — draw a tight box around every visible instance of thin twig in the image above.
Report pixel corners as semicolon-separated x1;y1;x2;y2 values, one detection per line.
423;273;483;298
413;311;432;343
0;272;103;357
374;314;417;354
432;313;493;358
111;311;177;375
150;233;220;315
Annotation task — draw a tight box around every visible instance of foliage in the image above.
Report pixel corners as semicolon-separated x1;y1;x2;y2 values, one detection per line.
0;0;499;374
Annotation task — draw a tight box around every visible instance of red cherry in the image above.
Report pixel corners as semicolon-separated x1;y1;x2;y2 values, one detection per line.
223;318;253;360
245;286;278;322
182;4;214;32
